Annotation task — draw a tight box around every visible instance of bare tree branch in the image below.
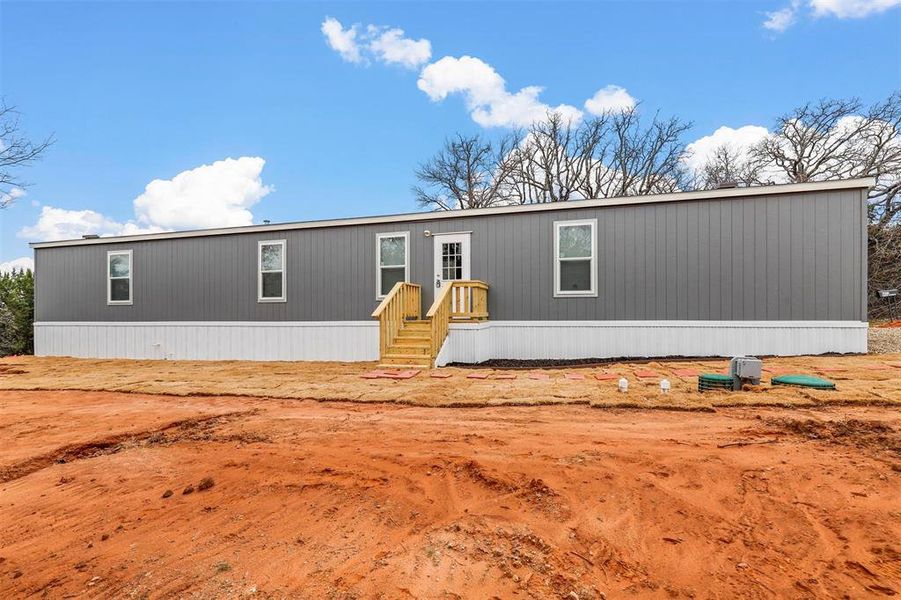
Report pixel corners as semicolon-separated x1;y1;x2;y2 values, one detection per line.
0;100;54;208
751;92;901;224
502;108;692;204
412;133;518;210
692;144;765;190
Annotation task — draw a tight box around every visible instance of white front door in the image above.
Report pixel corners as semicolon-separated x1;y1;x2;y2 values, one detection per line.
433;232;471;291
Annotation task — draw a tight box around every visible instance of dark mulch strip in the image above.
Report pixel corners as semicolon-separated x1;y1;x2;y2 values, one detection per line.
450;357;705;370
450;352;865;370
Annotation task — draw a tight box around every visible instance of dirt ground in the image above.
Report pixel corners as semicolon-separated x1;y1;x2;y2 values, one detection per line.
0;389;899;599
2;353;901;410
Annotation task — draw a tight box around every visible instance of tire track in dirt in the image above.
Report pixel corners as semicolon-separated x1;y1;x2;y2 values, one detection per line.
0;409;257;484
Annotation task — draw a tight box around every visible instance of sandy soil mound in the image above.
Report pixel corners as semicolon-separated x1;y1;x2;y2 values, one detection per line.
1;390;899;598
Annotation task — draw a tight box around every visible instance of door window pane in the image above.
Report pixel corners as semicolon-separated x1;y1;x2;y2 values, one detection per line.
442;242;462;280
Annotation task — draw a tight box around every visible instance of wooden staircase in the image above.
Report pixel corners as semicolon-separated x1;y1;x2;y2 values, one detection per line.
378;319;433;368
372;280;488;369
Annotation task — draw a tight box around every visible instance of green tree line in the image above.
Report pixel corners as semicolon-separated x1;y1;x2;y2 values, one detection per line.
0;268;34;356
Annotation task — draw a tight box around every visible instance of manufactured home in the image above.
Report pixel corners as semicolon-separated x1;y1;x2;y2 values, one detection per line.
31;178;872;367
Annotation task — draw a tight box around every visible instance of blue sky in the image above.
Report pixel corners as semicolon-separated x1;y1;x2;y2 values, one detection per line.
1;0;899;269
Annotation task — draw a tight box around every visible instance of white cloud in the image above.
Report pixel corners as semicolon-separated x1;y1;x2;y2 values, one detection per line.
322;17;634;129
18;156;273;242
368;26;431;69
683;125;770;173
322;18;431;69
764;0;899;31
810;0;901;18
584;85;637;115
18;206;163;242
0;257;33;273
0;186;26;207
418;55;582;128
321;17;362;64
763;2;800;31
133;157;272;229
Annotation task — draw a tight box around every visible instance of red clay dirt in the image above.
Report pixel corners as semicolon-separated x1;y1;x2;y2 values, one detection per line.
1;389;899;599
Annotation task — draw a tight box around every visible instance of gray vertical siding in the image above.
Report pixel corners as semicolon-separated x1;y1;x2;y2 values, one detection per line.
35;188;867;323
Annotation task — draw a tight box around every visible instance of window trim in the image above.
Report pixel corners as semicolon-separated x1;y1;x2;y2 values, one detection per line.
553;219;598;298
375;231;410;300
258;239;287;303
107;249;133;306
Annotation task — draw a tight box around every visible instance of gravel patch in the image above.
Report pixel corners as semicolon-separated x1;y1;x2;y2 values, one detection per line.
868;327;901;354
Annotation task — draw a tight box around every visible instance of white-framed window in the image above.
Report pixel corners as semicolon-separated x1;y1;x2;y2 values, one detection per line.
107;249;133;305
258;240;286;302
376;231;409;299
554;219;597;297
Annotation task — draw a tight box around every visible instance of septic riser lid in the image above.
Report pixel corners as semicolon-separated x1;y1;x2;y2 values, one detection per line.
771;374;836;390
699;373;732;383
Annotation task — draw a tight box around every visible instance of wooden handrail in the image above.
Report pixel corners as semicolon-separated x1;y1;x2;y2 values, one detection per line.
372;282;403;318
427;280;489;361
425;282;455;318
371;282;421;359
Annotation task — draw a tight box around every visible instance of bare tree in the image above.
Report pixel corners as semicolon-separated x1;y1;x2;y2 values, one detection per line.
504;111;606;203
416;107;692;210
752;93;901;224
734;92;901;316
0;100;54;208
585;109;692;198
504;108;692;203
869;223;901;319
412;133;518;210
693;143;764;190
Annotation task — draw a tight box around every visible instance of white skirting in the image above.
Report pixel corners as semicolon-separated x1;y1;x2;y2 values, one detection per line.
35;320;868;364
435;320;868;366
34;321;380;362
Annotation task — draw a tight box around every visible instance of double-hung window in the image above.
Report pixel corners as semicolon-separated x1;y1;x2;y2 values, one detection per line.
107;250;133;305
258;240;286;302
554;219;597;297
376;232;409;299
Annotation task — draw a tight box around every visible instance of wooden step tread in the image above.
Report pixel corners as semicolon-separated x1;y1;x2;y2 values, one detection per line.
379;359;432;366
382;348;432;360
389;343;430;350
